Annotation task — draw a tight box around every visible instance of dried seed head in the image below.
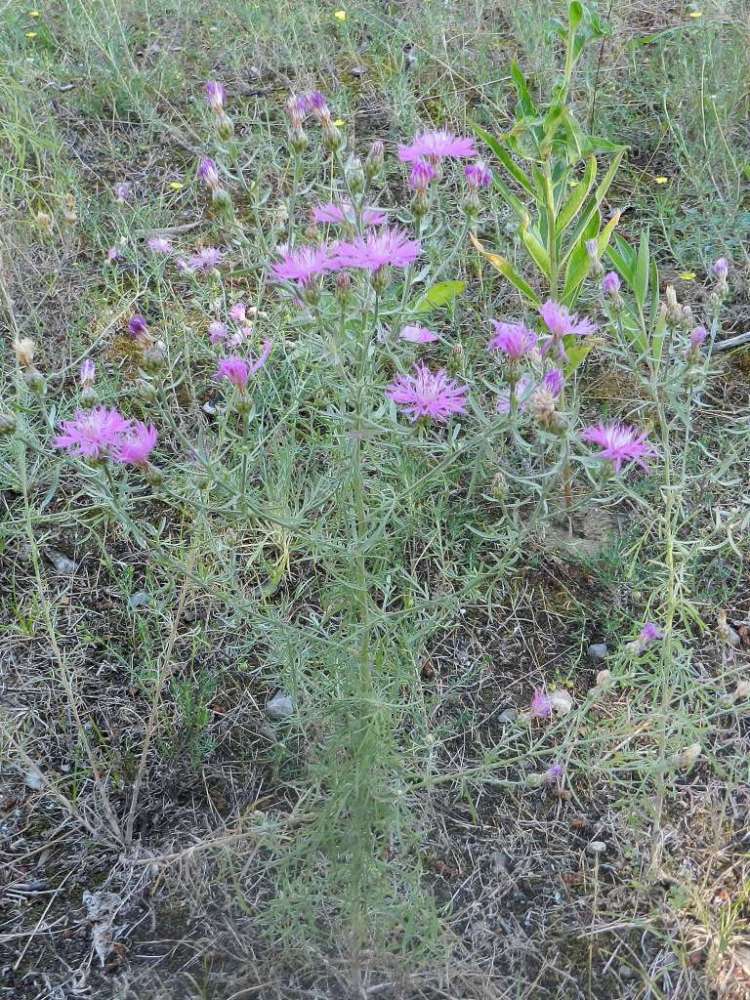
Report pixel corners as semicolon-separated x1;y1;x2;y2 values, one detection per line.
35;210;53;232
717;610;741;648
530;386;557;427
676;742;702;771
549;689;573;716
14;337;36;369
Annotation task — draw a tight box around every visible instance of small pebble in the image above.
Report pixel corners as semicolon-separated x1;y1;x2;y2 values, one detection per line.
266;691;294;720
24;768;44;790
47;550;77;574
587;840;607;855
588;643;608;663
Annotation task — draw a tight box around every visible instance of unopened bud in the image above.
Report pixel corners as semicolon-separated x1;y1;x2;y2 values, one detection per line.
322;122;344;152
345;155;365;195
135;379;158;402
217;113;234;140
335;271;352;302
491;471;508;499
586;238;603;276
365;139;384;180
35;210;53;233
24;369;46;393
290;127;308;154
0;412;17;435
371;264;391;294
211;187;234;216
80;386;97;406
141;343;166;371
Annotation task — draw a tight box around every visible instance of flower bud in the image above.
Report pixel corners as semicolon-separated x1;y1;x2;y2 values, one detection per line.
290;127;308;154
365;140;384;180
35;210;53;233
80;386;97;406
344;155;365;194
335;271;352;303
141;343;166;371
211;187;234;216
14;337;36;369
135;379;158;402
0;412;17;435
322;121;344;152
24;369;46;393
529;387;557;427
217;113;234;140
586;238;603;277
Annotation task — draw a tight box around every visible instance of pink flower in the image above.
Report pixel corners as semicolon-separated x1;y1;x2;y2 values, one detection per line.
204;80;226;111
128;315;149;340
690;326;708;348
187;247;223;272
54;407;131;460
332;227;421;273
543;368;564;397
464;160;492;189
399;325;440;343
540;299;597;338
398;130;477;164
386;363;468;423
229;302;247;323
602;272;621;297
114;182;131;203
197;157;220;190
209;321;228;344
113;421;158;467
148;236;172;254
272;245;332;287
79;360;96;387
639;622;663;645
306;90;330;120
712;257;729;280
215;340;272;390
581;422;657;474
408;160;436;192
312;202;387;226
544;763;564;784
107;246;122;263
496;374;534;415
286;93;309;127
530;689;553;719
488;321;537;359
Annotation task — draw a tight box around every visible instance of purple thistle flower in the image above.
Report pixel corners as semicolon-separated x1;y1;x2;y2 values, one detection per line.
312;202;386;227
187;247;223;272
208;321;229;344
107;246;122;263
272;244;332;287
398;130;477;164
408;159;436;192
387;363;468;423
148;236;172;254
113;421;158;468
543;368;565;397
530;689;553;720
639;622;663;645
602;272;621;297
399;325;440;343
204;80;226;111
197;157;220;190
79;360;96;387
332;227;421;273
54;407;132;460
488;321;537;360
286;93;309;127
128;314;149;340
581;422;657;474
544;763;565;784
306;90;330;120
712;257;729;280
215;356;250;390
114;182;131;203
229;302;247;323
464;160;493;189
540;299;597;339
690;325;708;348
496;374;534;415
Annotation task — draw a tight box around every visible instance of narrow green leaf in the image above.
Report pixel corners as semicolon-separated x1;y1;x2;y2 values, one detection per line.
519;221;551;278
562;210;599;304
557;155;597;233
593;147;625;205
510;61;537;117
470;232;540;306
473;125;535;197
634;229;650;309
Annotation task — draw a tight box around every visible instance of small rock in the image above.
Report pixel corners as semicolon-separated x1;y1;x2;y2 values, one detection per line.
594;668;612;688
588;643;608;663
24;768;44;791
498;708;518;724
47;550;77;574
587;840;607;855
127;591;150;610
549;689;573;716
266;692;294;720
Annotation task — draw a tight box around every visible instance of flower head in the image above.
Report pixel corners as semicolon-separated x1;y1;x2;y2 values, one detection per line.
464;160;492;189
542;368;565;397
208;321;228;344
107;246;122;263
530;689;553;719
187;247;223;272
197;157;220;190
640;622;663;645
312;202;386;227
602;272;621;297
128;314;149;340
690;325;708;348
544;763;564;784
79;360;96;387
712;257;729;280
204;80;226;111
229;302;247;323
581;422;657;474
54;407;131;460
215;356;250;390
408;160;436;192
332;227;421;273
540;299;597;338
399;325;439;343
148;236;172;254
113;421;158;467
114;182;131;203
386;363;468;422
271;244;332;287
488;321;537;360
398;130;477;164
306;90;330;120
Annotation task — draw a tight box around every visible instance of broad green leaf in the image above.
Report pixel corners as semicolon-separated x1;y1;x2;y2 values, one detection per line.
510;61;537;117
568;0;584;30
519;220;551;278
470;232;540;306
473;125;535;197
557;155;597;233
414;280;466;312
